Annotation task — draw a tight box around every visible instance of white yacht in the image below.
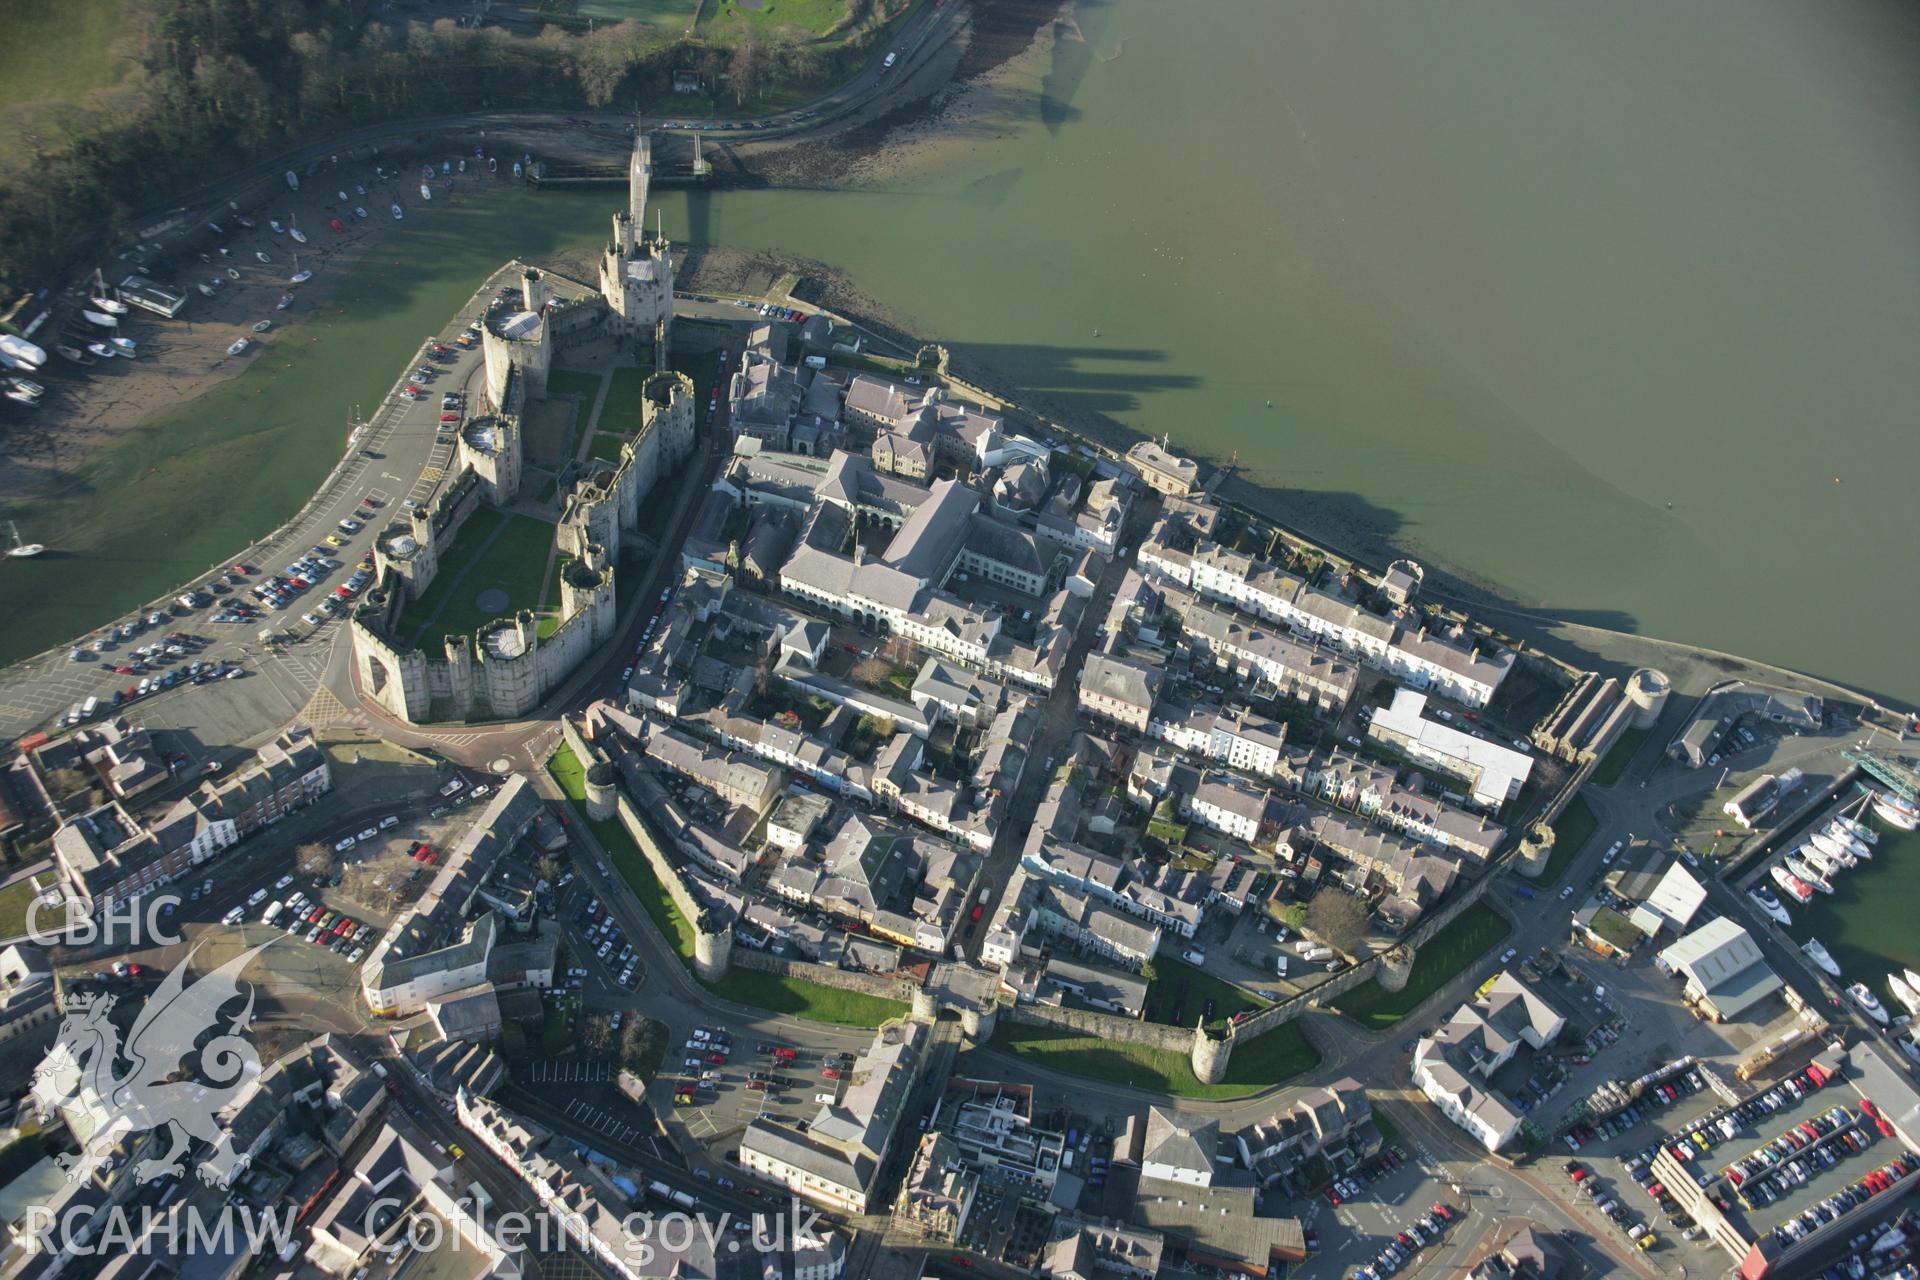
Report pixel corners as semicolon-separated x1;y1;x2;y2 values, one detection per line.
1801;845;1843;879
1748;886;1792;927
1817;825;1869;862
1803;938;1842;978
1835;814;1878;850
1873;793;1919;831
1851;983;1891;1026
1890;973;1920;1018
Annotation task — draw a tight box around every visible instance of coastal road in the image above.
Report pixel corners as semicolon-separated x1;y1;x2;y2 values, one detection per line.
0;262;519;746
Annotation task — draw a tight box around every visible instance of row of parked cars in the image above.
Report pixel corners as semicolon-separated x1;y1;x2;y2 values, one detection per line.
1662;1066;1829;1165
1326;1144;1411;1206
1771;1151;1920;1251
1564;1067;1709;1152
574;895;637;987
284;892;372;960
1566;1163;1659;1251
1350;1202;1455;1279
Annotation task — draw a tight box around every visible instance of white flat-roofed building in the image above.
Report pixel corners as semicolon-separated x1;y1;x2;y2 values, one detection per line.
1368;688;1533;808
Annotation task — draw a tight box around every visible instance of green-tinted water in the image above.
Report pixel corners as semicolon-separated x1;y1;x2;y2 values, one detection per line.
1784;816;1920;995
5;0;1919;706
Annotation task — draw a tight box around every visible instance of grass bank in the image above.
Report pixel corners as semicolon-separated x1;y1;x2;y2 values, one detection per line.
1590;728;1649;788
1539;794;1599;886
988;1020;1320;1101
0;877;46;940
1332;902;1512;1030
548;744;902;1027
1147;957;1269;1032
702;968;908;1028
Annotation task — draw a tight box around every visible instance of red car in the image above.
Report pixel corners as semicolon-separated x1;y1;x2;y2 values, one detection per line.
705;1052;727;1065
1432;1203;1452;1220
115;664;134;675
329;218;344;233
820;1067;841;1080
439;412;460;422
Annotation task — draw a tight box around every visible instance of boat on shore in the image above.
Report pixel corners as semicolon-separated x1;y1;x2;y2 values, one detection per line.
1748;885;1792;926
252;320;272;333
290;226;307;244
235;215;255;229
270;219;286;235
80;308;118;329
0;333;48;371
89;295;128;316
1804;937;1842;977
290;270;312;285
108;337;136;357
1771;864;1814;903
419;183;432;202
256;252;273;264
391;203;404;220
1890;973;1920;1018
85;341;115;360
53;343;93;366
1851;982;1891;1026
276;294;294;310
4;380;41;406
354;206;368;220
227;338;249;356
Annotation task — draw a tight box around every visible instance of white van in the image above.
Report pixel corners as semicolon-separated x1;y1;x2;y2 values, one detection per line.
221;907;245;926
815;1092;837;1104
883;51;897;69
1275;955;1289;976
80;696;100;719
1181;948;1206;966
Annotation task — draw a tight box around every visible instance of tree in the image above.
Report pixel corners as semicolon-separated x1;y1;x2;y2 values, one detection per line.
1305;888;1370;957
296;843;339;881
1278;902;1309;931
726;32;763;107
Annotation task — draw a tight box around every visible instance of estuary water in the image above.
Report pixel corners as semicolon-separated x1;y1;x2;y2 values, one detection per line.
4;0;1918;704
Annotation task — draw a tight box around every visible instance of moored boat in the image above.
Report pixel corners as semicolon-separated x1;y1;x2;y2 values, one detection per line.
256;252;273;264
53;343;93;366
1904;969;1920;999
4;381;40;406
290;270;312;285
1820;824;1870;861
108;337;136;357
5;521;43;557
89;295;128;316
1890;973;1920;1018
355;206;368;219
276;294;294;310
198;282;218;298
391;203;404;220
1771;864;1814;904
235;215;255;229
419;183;432;201
1851;982;1891;1026
253;320;272;333
227;338;249;356
1837;809;1879;846
1784;855;1832;893
290;226;307;244
85;341;115;360
1803;937;1842;977
1748;885;1792;926
80;309;118;329
270;219;286;235
1801;845;1841;879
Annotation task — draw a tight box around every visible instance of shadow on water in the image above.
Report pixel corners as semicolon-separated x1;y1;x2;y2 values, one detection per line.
943;340;1195;419
1039;0;1102;134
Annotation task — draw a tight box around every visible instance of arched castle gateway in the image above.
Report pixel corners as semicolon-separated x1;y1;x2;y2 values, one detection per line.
350;131;694;724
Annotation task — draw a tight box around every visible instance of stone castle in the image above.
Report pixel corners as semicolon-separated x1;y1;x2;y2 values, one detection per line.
349;131;695;724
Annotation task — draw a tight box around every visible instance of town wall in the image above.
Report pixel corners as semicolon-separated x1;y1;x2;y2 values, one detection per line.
1001;1002;1195;1053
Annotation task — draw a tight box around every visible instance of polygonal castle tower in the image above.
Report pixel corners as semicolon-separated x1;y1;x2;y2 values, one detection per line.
599;129;675;368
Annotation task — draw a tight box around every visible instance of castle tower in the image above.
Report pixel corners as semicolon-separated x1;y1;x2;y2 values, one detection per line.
521;267;546;314
598;130;675;366
641;369;697;467
1191;1021;1234;1085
